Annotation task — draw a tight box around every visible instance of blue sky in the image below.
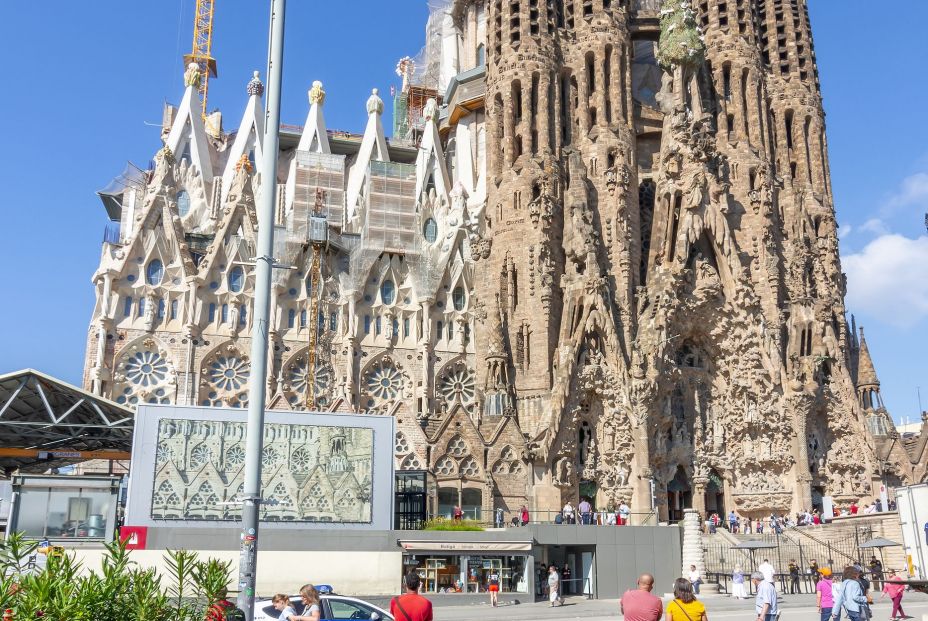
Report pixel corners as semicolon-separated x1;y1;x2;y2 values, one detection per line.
0;3;925;424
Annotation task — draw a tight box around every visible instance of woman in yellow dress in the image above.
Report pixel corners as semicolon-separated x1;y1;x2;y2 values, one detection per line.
666;578;709;621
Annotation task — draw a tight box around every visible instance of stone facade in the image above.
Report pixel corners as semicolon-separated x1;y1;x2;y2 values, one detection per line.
84;0;919;523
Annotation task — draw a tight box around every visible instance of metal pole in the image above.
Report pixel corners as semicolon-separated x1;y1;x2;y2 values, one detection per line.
236;0;286;617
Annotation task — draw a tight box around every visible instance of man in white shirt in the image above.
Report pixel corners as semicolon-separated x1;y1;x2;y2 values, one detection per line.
562;501;575;524
688;564;702;595
758;559;776;584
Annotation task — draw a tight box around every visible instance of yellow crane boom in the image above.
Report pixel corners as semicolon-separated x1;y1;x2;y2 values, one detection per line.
183;0;218;119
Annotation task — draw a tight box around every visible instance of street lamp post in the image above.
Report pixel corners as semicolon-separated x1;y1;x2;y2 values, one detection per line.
236;0;286;618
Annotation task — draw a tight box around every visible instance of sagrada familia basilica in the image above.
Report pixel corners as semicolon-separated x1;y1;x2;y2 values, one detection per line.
84;0;927;523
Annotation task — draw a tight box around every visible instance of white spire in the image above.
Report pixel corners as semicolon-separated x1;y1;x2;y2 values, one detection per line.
165;63;214;185
345;88;391;222
297;81;331;154
220;71;266;203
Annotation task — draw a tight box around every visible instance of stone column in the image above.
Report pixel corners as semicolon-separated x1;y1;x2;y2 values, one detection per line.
693;476;708;518
681;508;719;593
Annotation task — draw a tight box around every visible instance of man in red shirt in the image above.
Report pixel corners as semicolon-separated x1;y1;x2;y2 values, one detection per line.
391;572;433;621
850;502;859;515
620;573;663;621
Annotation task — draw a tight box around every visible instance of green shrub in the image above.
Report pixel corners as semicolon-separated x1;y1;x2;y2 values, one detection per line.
422;518;484;532
0;533;232;620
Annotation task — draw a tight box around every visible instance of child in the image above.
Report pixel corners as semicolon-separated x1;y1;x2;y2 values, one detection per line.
272;593;297;621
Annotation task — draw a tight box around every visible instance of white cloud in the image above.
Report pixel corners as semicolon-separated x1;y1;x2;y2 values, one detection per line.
838;224;853;239
885;171;928;211
860;218;888;235
844;234;928;327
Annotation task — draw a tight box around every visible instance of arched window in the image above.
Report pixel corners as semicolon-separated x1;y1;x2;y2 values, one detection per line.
176;190;191;217
452;286;465;311
364;315;371;334
221;304;229;324
208;303;216;322
137;297;146;317
476;43;486;66
170;299;178;320
228;266;244;293
288;308;296;328
381;280;396;305
299;309;307;328
423;218;438;243
123;297;133;317
329;311;338;331
157;299;166;319
239;305;247;325
146;259;164;285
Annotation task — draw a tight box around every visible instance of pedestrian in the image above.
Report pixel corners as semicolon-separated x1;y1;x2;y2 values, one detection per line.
487;567;501;607
538;564;547;597
731;566;748;600
788;559;801;594
758;558;775;584
816;569;834;621
688;564;702;595
867;556;883;591
619;501;631;526
452;504;463;522
621;573;663;621
520;504;530;526
810;559;820;584
291;584;321;621
831;566;868;621
756;519;764;534
390;572;433;621
272;594;298;621
562;563;572;596
879;569;907;620
751;571;778;621
665;577;708;621
832;571;844;621
547;565;561;607
562;501;575;524
579;497;593;525
495;506;504;529
874;499;882;512
849;502;858;515
728;510;738;533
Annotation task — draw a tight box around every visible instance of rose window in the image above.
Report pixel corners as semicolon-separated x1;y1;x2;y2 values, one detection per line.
114;345;175;406
209;356;249;391
435;455;456;475
460;457;480;477
201;350;250;407
156;443;172;464
189;444;211;469
291;447;313;472
271;483;292;507
400;454;422;470
262;447;278;468
447;435;467;457
362;359;406;410
286;358;332;408
225;445;246;468
437;364;476;412
395;432;410;455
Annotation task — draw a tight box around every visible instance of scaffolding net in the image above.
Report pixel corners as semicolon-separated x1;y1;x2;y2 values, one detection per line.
291;151;347;235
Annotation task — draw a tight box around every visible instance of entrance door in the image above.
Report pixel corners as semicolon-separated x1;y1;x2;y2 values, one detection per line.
667;466;692;522
705;470;724;517
581;551;594;597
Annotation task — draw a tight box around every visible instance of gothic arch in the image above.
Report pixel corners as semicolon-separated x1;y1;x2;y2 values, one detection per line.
435;357;477;414
112;335;178;406
359;353;410;413
280;347;334;410
198;341;251;408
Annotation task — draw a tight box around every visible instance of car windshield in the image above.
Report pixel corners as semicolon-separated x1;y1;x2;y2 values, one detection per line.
327;598;381;620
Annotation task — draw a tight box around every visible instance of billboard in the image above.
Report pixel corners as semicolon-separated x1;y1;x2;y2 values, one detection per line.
125;405;394;531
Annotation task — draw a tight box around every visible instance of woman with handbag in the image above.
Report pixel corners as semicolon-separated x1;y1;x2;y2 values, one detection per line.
665;578;708;621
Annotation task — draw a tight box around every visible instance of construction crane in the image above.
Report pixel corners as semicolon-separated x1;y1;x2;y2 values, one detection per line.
183;0;218;119
304;188;327;410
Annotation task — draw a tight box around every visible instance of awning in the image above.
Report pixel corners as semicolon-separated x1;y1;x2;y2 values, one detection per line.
399;540;533;553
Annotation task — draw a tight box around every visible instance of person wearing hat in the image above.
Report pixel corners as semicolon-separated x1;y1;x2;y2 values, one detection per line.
816;568;835;621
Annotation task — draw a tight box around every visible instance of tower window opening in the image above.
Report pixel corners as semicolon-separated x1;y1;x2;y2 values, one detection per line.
364;314;371;334
208;302;216;322
123;296;133;317
221;304;229;324
137;297;146;318
288;308;296;328
157;299;166;320
170;299;178;320
301;309;308;328
146;259;164;285
240;305;247;325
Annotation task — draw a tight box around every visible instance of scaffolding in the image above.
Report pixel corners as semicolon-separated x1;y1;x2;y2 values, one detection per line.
291;151;346;233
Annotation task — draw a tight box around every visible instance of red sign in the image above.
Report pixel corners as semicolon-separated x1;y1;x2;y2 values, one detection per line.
119;526;148;550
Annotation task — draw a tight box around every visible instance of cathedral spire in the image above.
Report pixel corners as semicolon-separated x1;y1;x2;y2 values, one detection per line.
482;294;513;417
856;327;880;389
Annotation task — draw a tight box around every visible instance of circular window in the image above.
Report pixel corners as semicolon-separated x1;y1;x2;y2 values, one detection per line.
145;260;163;285
423;218;438;243
176;190;191;217
452;286;465;311
381;280;396;305
228;266;245;293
